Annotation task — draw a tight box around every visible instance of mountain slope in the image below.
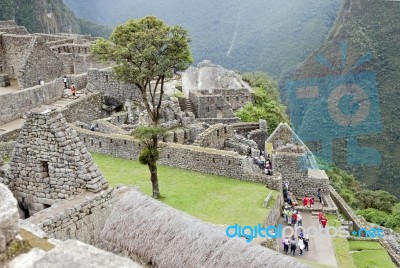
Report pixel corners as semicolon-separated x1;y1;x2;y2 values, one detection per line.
287;0;400;197
0;0;111;37
63;0;341;78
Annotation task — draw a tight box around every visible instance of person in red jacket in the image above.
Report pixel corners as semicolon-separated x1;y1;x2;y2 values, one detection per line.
303;196;309;207
310;197;315;208
318;211;324;223
292;211;298;225
321;217;328;228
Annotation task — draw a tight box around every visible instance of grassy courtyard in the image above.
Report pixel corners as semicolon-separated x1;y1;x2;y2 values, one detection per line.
91;152;276;226
326;214;396;268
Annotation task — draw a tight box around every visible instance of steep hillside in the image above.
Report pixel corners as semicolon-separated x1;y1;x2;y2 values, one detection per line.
0;0;111;37
287;0;400;197
63;0;340;78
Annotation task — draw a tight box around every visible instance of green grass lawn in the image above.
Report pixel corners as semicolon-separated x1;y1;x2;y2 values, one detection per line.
91;152;276;226
326;214;357;268
348;240;396;268
326;214;396;268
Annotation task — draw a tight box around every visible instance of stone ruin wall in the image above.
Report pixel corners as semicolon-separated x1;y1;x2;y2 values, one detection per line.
72;126;281;189
1;33;34;79
61;92;106;124
0;73;88;126
7;110;108;217
213;88;252;111
193;123;234;150
25;188;115;247
0;77;63;125
87;68;142;108
273;152;329;197
189;90;225;118
18;37;64;89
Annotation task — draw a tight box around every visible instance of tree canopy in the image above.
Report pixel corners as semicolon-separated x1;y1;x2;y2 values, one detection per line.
91;16;192;125
91;16;192;198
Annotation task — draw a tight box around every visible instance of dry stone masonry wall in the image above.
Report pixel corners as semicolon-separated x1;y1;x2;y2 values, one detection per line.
26;188;114;246
87;68;142;107
7;109;108;217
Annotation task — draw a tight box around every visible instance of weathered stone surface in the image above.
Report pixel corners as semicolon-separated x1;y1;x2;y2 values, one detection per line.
9;240;141;268
7;109;108;216
0;183;19;253
8;248;46;268
182;60;252;95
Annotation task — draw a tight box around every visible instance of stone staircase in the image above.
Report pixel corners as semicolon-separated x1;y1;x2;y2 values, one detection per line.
185;98;194;114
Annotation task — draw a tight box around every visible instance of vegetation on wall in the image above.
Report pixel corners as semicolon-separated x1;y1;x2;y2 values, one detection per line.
235;72;289;131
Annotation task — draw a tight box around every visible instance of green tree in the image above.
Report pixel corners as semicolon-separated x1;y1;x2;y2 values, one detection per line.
235;72;289;131
355;190;398;213
91;16;192;198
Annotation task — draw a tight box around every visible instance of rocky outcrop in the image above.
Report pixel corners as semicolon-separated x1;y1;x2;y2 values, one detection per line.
182;60;252;96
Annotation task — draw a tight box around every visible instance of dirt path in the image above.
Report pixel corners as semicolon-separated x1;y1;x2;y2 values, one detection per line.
278;211;338;267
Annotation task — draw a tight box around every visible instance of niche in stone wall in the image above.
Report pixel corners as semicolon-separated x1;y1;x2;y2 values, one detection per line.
41;161;49;178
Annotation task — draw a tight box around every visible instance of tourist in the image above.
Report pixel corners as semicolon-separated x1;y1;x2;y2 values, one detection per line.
282;237;290;254
298;237;305;256
318;211;324;223
284;180;289;191
298;229;304;239
321;216;327;228
287;209;292;225
70;83;76;96
283;206;289;222
302;196;308;207
304;233;309;251
297;212;302;226
310;197;315;208
317;189;322;203
292;210;297;225
63;76;67;88
290;236;297;256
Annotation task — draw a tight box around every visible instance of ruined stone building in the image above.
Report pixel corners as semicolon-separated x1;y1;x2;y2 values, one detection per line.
0;20;105;90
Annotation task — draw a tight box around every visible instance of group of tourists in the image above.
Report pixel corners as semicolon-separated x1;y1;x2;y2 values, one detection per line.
280;182;329;257
248;151;273;175
281;231;309;256
63;76;77;96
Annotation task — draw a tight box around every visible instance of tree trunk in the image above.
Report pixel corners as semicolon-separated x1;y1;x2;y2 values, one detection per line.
149;135;160;198
149;163;160;199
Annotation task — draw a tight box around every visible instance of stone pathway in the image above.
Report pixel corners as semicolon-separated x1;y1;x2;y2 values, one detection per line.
278;211;338;267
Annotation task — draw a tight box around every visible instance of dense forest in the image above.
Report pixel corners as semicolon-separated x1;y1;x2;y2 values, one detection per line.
63;0;340;78
290;0;400;198
0;0;111;37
